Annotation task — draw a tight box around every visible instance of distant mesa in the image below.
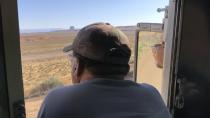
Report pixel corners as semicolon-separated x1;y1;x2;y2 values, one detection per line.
69;26;75;31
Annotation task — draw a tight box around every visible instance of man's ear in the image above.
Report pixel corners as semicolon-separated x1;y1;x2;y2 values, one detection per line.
73;58;79;76
72;57;85;83
71;57;80;84
76;58;84;77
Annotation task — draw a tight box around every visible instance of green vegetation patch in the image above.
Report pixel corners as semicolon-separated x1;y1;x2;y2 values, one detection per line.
27;77;63;98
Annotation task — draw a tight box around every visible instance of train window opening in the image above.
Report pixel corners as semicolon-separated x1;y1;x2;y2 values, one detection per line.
17;0;168;118
136;31;164;92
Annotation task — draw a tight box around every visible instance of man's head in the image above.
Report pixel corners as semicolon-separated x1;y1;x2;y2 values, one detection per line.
63;23;131;83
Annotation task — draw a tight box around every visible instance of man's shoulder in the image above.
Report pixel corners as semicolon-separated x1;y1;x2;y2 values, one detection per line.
139;83;160;93
44;79;161;102
47;80;159;96
46;84;84;98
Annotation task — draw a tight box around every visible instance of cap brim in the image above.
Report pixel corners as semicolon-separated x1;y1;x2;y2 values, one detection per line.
63;44;73;53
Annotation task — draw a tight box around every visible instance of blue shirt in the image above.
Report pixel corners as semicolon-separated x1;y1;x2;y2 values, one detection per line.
38;79;171;118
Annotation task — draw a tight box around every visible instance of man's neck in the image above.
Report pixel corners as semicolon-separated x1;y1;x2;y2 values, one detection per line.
79;70;93;82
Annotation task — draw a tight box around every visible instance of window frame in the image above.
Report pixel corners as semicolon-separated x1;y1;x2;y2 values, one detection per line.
0;0;25;117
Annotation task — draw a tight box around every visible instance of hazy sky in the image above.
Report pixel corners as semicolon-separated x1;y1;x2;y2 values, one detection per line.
18;0;168;29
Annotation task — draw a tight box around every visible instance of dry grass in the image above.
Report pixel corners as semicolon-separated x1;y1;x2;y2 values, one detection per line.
22;57;71;97
20;31;76;118
20;31;76;96
28;77;63;98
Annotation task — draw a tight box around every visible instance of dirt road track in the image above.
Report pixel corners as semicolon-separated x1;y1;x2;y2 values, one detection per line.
137;49;163;92
25;96;44;118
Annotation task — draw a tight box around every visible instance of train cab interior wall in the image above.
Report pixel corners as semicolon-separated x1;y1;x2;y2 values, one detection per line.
171;0;210;117
0;8;10;118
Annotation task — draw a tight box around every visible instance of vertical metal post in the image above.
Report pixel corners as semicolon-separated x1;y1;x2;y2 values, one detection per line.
134;29;140;82
161;0;176;105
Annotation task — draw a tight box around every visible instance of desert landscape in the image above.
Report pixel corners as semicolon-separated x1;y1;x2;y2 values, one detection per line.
20;28;163;118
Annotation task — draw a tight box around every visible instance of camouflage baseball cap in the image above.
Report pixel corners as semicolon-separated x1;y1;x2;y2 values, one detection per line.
63;22;131;65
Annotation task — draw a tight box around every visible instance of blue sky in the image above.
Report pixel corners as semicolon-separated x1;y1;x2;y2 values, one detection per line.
18;0;168;29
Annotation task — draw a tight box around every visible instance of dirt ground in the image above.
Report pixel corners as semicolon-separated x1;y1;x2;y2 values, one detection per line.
137;48;163;92
25;96;44;118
